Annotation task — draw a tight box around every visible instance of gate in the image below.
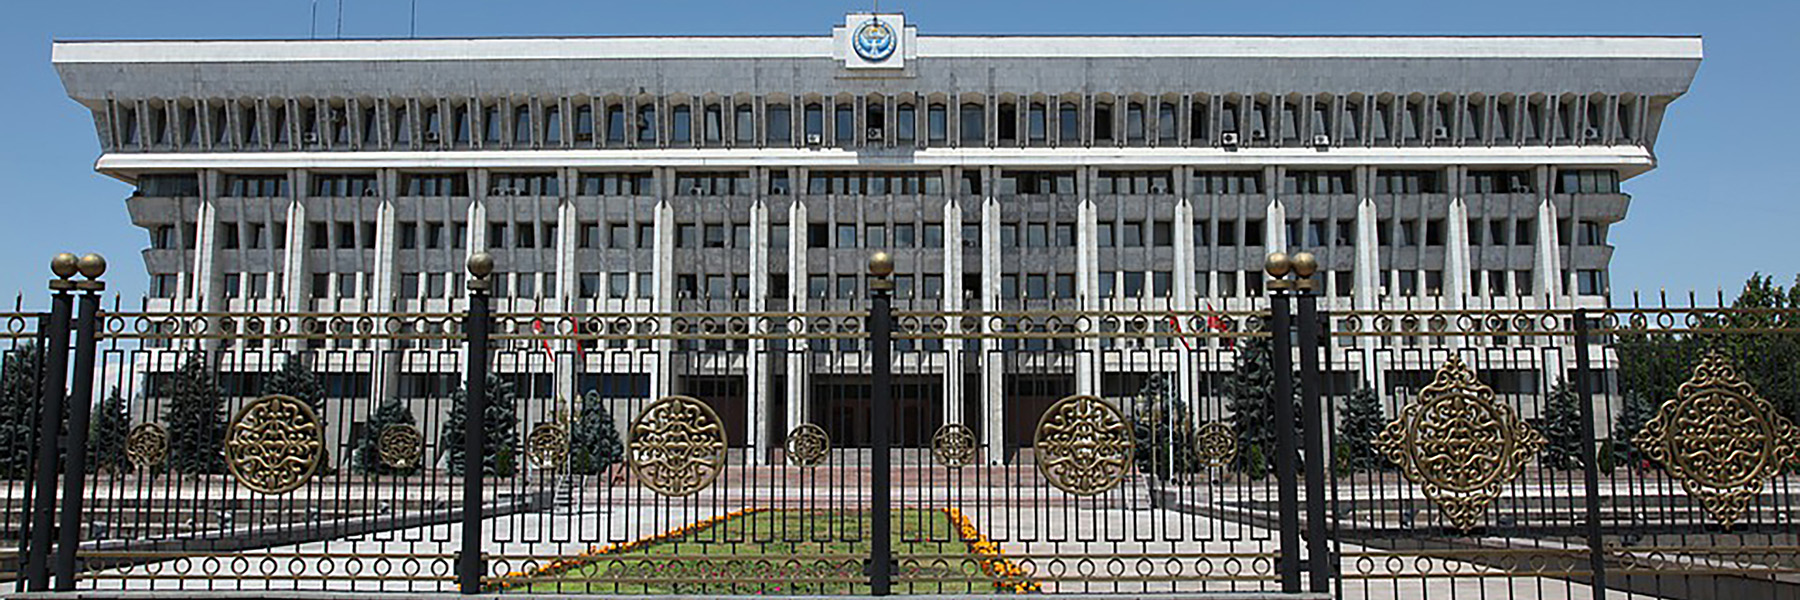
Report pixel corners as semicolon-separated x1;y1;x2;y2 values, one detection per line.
5;250;1799;599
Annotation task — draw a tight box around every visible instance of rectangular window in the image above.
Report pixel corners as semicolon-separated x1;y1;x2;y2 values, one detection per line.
837;223;858;248
1152;221;1173;247
1578;270;1606;295
1244;220;1264;246
399;222;418;249
923;224;944;248
402;173;469;197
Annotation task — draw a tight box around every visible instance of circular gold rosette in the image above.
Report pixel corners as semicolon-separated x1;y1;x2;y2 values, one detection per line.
377;424;423;470
224;394;323;495
1194;421;1238;469
932;423;977;468
527;421;571;472
1034;395;1134;496
1635;352;1800;527
1373;356;1544;530
126;423;169;471
785;423;830;467
628;396;727;497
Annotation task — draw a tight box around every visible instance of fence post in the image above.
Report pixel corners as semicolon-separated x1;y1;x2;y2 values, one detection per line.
1263;253;1301;594
867;251;895;596
26;254;78;591
459;252;494;595
1292;253;1330;594
54;254;105;590
1572;310;1608;596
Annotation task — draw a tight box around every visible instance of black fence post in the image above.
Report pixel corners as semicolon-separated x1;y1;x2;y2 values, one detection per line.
26;254;79;592
55;254;105;590
1572;310;1608;596
867;251;895;596
1263;253;1301;594
460;252;494;595
1293;256;1329;594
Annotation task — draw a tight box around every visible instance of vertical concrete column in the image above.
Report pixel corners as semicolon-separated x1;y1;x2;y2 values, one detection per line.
979;190;1005;463
1533;166;1564;305
786;200;809;430
1444;167;1473;308
371;188;399;404
190;180;220;314
1352;167;1385;393
281;199;310;353
1074;194;1099;396
942;197;965;425
747;199;770;462
554;194;577;407
1265;197;1288;254
1172;192;1198;413
652;195;675;400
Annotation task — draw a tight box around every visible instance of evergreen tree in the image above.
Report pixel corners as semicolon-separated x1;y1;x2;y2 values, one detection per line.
568;392;625;476
1539;381;1584;470
1130;373;1199;479
263;354;333;473
89;386;132;474
166;354;226;475
439;374;519;477
1224;337;1278;475
263;354;326;419
1611;390;1658;468
0;343;44;479
354;398;419;476
1336;387;1388;474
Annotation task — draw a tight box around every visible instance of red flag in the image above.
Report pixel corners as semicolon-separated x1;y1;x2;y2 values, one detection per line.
571;317;586;364
1206;301;1233;349
1166;315;1192;350
532;318;554;364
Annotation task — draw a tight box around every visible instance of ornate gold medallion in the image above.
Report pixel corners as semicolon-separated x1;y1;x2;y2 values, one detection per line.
1194;421;1238;469
1635;352;1800;527
377;424;423;470
785;423;830;467
527;421;572;471
1034;395;1134;496
224;394;323;495
628;395;728;496
125;422;168;470
1373;356;1544;530
932;423;977;468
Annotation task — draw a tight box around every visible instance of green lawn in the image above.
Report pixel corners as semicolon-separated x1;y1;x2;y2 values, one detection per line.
506;509;1031;595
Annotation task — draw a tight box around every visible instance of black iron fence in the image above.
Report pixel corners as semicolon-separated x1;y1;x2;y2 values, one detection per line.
3;252;1798;599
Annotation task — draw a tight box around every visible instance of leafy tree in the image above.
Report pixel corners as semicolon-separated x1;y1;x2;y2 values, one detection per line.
263;354;333;473
354;398;419;476
1539;381;1584;470
89;386;132;474
1129;373;1200;479
1335;387;1388;474
166;354;226;475
0;343;44;479
439;374;519;477
569;392;625;476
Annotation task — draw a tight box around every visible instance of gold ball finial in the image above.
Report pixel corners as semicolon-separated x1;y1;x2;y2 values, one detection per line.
1291;252;1318;278
466;252;494;279
868;251;894;278
51;253;79;280
1264;252;1292;278
77;253;107;280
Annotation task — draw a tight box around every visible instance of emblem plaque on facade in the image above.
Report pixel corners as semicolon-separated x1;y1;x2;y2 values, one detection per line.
628;395;728;497
785;423;830;467
1194;421;1238;469
125;422;169;471
224;394;323;495
1635;352;1800;527
852;17;897;62
932;423;977;468
1034;395;1135;496
1373;356;1544;530
377;424;424;470
527;419;572;472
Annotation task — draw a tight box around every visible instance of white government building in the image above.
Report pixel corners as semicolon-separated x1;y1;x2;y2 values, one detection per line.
53;15;1701;462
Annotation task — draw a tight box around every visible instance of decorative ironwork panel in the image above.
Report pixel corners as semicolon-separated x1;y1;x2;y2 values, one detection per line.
1373;356;1545;530
784;423;830;467
526;420;571;471
377;423;423;470
931;423;977;468
1195;421;1238;469
223;394;323;495
628;395;727;497
1635;351;1800;527
124;422;167;470
1033;394;1134;496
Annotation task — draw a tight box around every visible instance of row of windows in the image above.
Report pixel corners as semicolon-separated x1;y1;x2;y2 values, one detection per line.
113;93;1647;152
146;168;1621;199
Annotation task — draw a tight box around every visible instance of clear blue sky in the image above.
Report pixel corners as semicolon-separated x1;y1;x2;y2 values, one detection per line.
2;0;1795;308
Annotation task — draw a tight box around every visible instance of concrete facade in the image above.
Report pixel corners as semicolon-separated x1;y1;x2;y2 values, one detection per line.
53;20;1702;463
